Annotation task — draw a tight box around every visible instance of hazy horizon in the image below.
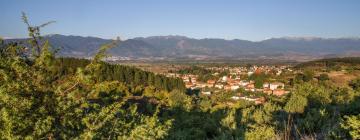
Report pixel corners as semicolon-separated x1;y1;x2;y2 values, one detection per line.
3;33;360;42
1;0;360;41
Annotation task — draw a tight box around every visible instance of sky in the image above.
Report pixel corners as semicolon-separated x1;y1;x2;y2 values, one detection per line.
1;0;360;41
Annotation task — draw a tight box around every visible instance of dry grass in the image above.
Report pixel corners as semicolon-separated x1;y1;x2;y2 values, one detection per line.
328;71;360;87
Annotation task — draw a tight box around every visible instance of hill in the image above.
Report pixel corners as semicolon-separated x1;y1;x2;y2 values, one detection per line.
295;57;360;69
7;35;360;61
57;57;186;92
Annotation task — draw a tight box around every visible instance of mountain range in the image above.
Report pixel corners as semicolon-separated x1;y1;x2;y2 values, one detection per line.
6;34;360;61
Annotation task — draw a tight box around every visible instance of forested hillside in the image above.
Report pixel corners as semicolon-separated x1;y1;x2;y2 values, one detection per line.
57;58;185;92
1;14;360;140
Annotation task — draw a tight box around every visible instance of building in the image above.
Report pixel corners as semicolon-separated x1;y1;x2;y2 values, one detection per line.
221;76;228;82
273;89;287;96
255;88;263;92
185;82;193;88
215;84;224;89
239;96;257;101
239;96;265;104
224;85;232;91
191;78;197;84
231;85;240;91
228;80;238;86
206;80;216;87
207;80;216;84
263;83;270;88
196;82;207;88
239;81;249;86
270;82;285;90
263;88;273;95
255;68;262;75
182;77;190;83
231;96;240;100
202;91;211;95
246;83;255;89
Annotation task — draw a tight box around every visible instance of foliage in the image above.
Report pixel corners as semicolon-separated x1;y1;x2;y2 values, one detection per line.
57;57;185;92
249;72;268;88
245;125;276;140
349;78;360;91
1;14;360;140
318;73;330;81
341;114;360;139
0;14;176;139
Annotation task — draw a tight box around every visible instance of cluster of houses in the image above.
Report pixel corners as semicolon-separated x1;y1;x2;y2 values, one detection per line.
206;65;292;77
183;75;289;96
261;82;290;96
165;65;292;104
226;81;290;105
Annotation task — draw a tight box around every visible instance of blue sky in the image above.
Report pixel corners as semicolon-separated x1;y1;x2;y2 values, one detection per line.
1;0;360;41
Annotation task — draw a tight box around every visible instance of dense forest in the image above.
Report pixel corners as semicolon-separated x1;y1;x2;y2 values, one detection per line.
1;14;360;140
57;58;185;92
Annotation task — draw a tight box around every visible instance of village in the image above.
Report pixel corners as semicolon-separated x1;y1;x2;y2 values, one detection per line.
165;65;293;105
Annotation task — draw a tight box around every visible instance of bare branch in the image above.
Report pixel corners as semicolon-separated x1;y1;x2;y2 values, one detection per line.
39;21;56;28
21;12;55;57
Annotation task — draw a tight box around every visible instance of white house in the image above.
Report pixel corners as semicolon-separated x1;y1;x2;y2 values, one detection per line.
202;91;211;95
231;96;240;100
231;85;240;90
215;84;224;89
270;82;285;90
263;83;270;88
239;81;249;87
221;76;228;82
239;96;257;101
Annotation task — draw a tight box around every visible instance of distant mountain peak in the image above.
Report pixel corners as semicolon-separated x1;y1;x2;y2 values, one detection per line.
274;36;323;41
1;36;15;39
6;34;360;61
140;35;190;40
269;36;360;41
44;34;61;37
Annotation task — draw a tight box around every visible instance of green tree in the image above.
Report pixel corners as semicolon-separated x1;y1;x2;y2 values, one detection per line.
168;90;192;111
341;114;360;139
245;125;276;140
303;70;314;82
318;73;330;81
349;78;360;91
